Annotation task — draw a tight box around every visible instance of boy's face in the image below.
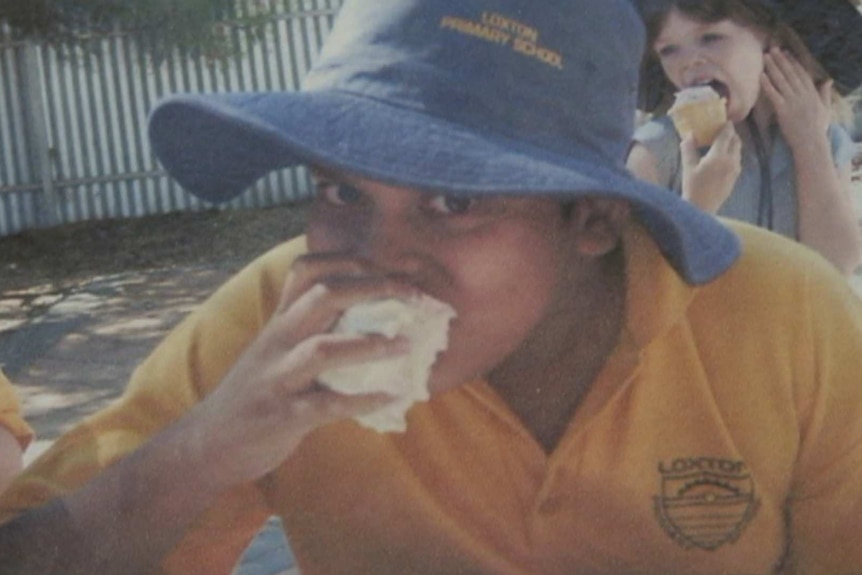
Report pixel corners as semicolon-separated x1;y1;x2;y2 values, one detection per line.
654;8;768;122
304;169;588;395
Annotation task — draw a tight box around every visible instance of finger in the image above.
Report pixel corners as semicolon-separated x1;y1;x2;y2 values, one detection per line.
765;49;812;97
288;331;410;386
818;79;834;107
723;132;742;172
763;51;792;95
279;253;373;311
289;387;396;432
760;72;783;107
710;122;736;150
770;48;811;92
277;276;421;345
700;123;734;161
727;127;742;159
781;50;821;98
679;134;699;170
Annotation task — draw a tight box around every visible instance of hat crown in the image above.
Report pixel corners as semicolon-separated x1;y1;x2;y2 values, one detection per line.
304;0;646;170
146;0;741;284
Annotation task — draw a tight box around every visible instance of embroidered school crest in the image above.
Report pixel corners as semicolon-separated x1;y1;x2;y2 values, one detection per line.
653;457;759;551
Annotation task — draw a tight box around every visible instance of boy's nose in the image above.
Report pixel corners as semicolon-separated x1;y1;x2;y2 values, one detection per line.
356;214;425;278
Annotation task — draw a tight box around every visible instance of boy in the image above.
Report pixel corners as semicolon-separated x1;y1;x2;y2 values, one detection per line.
2;0;862;573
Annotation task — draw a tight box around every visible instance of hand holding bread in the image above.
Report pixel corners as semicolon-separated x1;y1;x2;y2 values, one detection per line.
319;296;457;433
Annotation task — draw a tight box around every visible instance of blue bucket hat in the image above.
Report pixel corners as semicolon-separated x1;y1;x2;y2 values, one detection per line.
148;0;740;284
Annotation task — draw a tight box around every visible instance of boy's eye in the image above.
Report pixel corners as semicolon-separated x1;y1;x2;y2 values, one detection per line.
701;32;723;44
427;194;476;215
318;182;363;206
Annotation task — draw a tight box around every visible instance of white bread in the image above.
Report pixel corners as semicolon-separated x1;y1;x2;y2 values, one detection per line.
318;295;456;433
668;86;727;147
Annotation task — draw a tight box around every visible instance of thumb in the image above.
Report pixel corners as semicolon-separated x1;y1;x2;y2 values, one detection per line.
818;79;834;106
679;135;700;171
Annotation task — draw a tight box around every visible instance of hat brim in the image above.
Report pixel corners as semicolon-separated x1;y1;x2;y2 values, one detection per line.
148;91;739;284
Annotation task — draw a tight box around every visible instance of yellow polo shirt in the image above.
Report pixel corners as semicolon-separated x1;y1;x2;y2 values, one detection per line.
0;370;33;450
2;221;862;575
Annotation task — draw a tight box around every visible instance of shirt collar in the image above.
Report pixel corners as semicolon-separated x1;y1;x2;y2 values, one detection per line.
623;221;700;350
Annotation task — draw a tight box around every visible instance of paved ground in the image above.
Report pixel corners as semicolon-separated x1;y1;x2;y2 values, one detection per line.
1;265;234;450
0;262;298;575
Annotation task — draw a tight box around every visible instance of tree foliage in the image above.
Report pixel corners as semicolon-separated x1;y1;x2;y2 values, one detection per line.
0;0;272;62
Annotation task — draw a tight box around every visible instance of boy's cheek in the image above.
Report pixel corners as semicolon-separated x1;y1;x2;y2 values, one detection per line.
306;213;359;253
426;303;539;395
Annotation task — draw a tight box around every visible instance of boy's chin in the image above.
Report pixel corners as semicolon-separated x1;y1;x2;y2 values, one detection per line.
426;375;458;397
426;363;486;397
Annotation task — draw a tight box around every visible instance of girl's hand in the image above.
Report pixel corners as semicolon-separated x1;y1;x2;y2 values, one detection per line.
761;47;832;154
680;121;742;213
188;254;418;489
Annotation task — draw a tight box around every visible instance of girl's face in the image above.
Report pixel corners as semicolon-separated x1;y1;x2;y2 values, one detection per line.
305;170;618;396
653;8;769;122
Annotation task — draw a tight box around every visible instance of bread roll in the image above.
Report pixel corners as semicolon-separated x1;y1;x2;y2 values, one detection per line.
318;296;456;433
668;86;727;147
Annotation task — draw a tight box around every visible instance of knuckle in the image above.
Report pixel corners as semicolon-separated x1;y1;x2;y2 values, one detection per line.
290;255;316;278
318;397;351;420
283;396;320;427
315;276;357;299
307;281;334;302
292;334;338;370
307;335;339;363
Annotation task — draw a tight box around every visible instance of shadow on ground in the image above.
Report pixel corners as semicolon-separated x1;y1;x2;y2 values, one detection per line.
0;265;236;439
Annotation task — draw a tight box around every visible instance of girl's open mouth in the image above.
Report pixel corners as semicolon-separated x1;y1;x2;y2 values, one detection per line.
706;80;730;107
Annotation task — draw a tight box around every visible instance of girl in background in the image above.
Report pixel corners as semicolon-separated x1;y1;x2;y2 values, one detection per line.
627;0;862;274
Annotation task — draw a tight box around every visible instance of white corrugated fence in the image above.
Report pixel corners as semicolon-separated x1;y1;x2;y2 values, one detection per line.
0;0;343;236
